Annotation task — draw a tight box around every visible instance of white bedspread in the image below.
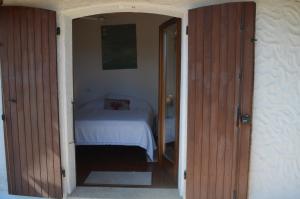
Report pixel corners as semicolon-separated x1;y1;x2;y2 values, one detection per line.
75;100;156;161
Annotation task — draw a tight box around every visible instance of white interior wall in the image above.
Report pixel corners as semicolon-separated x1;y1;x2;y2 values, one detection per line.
73;13;171;114
0;1;299;199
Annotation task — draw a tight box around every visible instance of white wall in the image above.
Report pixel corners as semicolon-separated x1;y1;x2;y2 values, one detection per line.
0;1;300;199
73;13;171;113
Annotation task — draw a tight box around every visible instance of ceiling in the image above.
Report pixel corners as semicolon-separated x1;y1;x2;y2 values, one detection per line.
3;0;209;11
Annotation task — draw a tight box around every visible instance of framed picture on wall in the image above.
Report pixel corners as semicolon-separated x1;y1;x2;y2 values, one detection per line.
101;24;137;70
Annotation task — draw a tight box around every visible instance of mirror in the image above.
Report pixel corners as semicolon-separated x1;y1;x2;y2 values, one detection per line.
163;22;177;163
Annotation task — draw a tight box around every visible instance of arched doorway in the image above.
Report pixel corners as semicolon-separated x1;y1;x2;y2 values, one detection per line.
57;3;187;197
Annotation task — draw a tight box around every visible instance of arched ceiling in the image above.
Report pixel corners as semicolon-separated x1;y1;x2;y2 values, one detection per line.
3;0;213;11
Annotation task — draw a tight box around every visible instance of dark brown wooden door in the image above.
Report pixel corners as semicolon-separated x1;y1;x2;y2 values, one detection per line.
0;7;62;198
186;2;255;199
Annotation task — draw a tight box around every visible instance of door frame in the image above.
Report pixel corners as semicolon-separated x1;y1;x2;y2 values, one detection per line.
56;4;188;196
158;18;181;181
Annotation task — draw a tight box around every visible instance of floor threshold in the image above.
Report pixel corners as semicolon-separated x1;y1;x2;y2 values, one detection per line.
68;186;182;199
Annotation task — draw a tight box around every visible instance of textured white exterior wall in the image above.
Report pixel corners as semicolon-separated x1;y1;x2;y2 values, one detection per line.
249;0;300;199
0;0;299;199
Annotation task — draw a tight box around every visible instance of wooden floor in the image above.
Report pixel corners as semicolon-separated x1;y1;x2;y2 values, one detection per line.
76;146;177;188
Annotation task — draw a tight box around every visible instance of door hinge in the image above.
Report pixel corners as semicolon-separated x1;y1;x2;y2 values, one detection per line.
61;168;66;178
56;27;61;35
233;190;237;199
241;114;252;125
1;114;5;121
237;105;252;125
186;26;189;35
184;170;187;179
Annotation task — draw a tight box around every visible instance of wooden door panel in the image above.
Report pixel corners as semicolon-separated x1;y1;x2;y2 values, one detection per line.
187;2;255;199
0;7;62;198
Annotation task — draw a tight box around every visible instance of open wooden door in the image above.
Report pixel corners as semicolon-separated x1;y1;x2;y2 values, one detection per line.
186;2;255;199
158;18;181;181
0;7;62;198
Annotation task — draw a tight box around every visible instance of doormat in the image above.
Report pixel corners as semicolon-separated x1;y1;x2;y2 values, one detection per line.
84;171;152;186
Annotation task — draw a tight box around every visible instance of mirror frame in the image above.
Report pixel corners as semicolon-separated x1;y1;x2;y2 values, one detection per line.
158;17;181;181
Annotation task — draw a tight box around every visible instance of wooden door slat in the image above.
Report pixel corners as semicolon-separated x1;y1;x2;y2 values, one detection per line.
215;5;229;199
34;9;49;197
199;6;213;199
193;8;205;199
231;3;242;198
48;11;63;197
27;8;42;196
7;8;23;195
20;7;35;196
41;10;56;197
237;3;256;199
207;5;221;199
223;4;239;199
0;8;16;194
186;9;197;199
14;7;31;194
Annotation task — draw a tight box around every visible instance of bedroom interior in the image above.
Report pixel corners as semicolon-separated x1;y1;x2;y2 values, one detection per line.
72;12;181;188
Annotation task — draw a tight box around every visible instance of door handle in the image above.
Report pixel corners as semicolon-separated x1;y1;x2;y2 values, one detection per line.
241;114;251;124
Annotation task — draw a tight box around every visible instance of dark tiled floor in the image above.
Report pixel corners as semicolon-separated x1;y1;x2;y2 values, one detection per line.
76;146;177;188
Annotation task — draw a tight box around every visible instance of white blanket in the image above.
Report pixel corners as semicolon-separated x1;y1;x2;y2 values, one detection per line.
75;100;156;161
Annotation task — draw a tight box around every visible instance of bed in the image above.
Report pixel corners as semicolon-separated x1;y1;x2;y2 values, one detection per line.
74;96;156;161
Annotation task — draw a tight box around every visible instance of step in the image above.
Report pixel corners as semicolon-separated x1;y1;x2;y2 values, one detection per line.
68;187;182;199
